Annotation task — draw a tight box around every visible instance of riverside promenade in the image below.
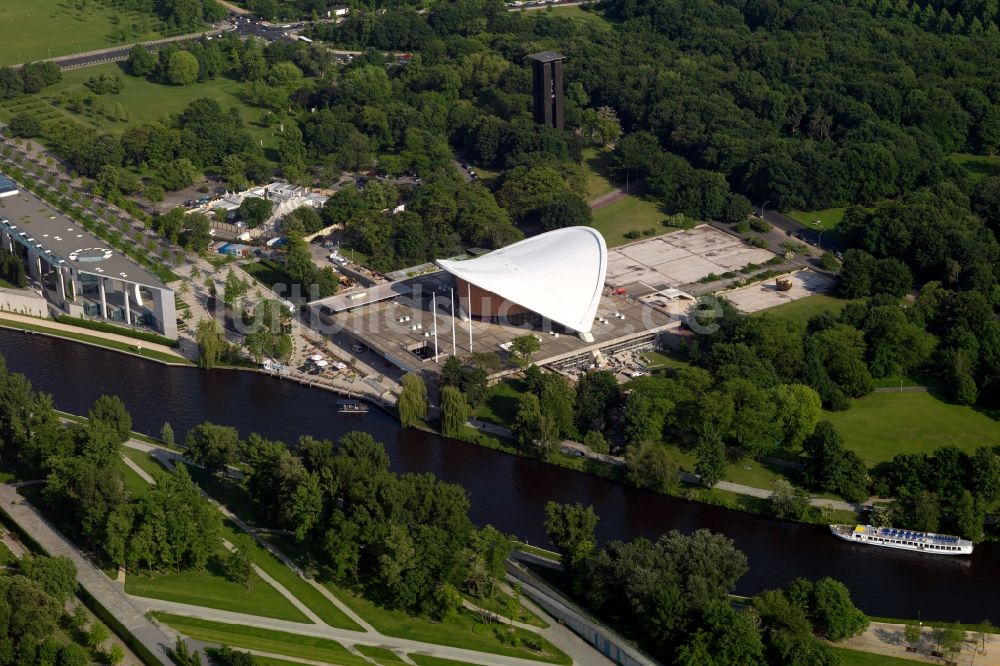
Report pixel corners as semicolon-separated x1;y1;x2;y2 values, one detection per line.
0;483;176;665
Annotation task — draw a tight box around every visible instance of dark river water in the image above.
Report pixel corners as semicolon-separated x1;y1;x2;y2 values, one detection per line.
4;329;999;623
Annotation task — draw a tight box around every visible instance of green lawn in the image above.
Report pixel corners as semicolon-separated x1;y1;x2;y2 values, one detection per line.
355;645;409;664
473;379;526;427
243;259;294;292
326;584;571;665
409;656;479;666
219;522;363;631
125;554;310;622
949;153;1000;182
0;63;278;156
756;295;855;327
832;647;924;665
0;317;191;364
118;459;151;497
253;658;326;666
0;1;177;66
581;148;616;200
461;590;549;629
639;350;694;371
0;541;17;566
786;208;848;230
122;448;167;482
824;392;1000;465
592;195;671;247
153;614;370;666
533;4;616;27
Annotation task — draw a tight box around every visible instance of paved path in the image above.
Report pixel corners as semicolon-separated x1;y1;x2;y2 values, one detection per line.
837;621;1000;665
587;180;646;210
0;484;176;665
138;595;588;666
551;438;867;512
0;313;185;358
124;440;616;664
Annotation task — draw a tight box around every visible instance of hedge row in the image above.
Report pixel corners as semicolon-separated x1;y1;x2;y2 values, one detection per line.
56;315;179;347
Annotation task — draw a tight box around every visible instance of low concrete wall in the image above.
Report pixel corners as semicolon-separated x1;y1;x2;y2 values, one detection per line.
507;557;660;666
0;288;49;318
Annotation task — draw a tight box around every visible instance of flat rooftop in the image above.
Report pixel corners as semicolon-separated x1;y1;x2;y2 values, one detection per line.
325;272;677;373
721;270;836;313
530;51;565;63
606;225;776;291
0;187;165;288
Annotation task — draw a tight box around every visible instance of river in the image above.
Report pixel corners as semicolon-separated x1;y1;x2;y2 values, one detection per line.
4;329;998;623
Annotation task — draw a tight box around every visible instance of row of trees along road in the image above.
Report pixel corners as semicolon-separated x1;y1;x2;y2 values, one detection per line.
544;502;869;666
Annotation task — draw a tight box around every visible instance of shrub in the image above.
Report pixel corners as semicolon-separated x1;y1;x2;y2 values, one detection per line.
749;217;772;233
819;252;841;271
55;315;179;346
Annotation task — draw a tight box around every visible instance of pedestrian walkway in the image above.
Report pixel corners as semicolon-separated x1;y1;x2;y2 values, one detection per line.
837;621;1000;666
123;439;612;664
0;313;185;358
0;484;176;665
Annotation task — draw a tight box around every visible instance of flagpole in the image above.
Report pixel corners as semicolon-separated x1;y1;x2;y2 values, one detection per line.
432;292;439;362
450;288;457;356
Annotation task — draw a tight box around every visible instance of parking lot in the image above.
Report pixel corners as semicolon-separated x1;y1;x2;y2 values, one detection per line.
605;225;777;292
720;270;837;313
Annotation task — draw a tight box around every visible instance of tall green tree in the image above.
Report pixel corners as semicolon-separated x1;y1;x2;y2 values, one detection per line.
185;422;239;475
695;429;727;487
440;386;469;437
544;502;598;575
195;319;226;369
397;373;427;427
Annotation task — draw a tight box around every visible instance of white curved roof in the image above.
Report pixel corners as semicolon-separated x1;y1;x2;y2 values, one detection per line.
437;226;607;334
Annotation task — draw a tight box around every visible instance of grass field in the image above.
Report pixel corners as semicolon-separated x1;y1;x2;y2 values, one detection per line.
0;63;278;157
473;379;526;427
0;540;16;566
592;195;670;247
756;294;855;327
125;554;310;622
639;349;694;371
118;459;151;496
409;656;478;666
786;207;848;230
825;392;1000;465
326;584;571;665
0;317;190;364
533;4;616;27
122;448;167;482
219;522;363;631
581;148;616;200
355;645;410;664
0;1;176;66
243;260;295;292
832;647;923;665
949;153;1000;182
154;614;371;666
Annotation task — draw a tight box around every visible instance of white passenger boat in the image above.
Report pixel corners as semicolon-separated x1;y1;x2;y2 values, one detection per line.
830;524;973;555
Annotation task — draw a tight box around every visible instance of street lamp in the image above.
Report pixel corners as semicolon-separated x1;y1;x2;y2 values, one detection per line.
817;228;826;249
760;200;770;219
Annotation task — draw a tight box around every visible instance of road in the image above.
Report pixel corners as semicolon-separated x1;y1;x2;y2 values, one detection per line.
759;208;845;254
0;484;177;665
